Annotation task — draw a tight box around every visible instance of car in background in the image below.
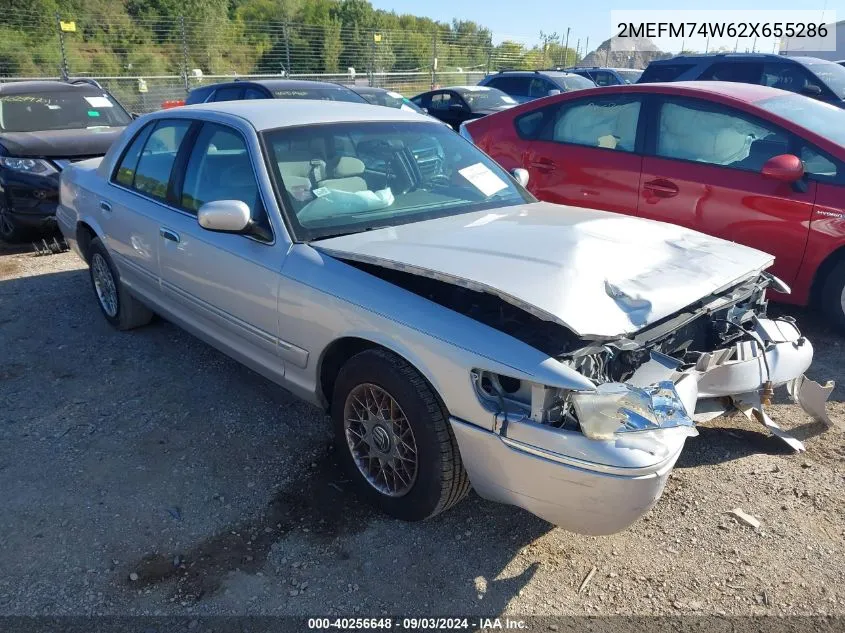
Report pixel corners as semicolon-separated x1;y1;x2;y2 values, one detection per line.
411;86;517;129
461;81;845;329
478;70;595;103
57;99;832;534
0;79;131;242
184;79;369;106
564;66;643;86
348;86;427;114
638;53;845;107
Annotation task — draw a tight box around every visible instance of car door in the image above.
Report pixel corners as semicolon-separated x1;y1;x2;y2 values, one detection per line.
636;95;816;287
105;119;192;300
156;120;288;379
522;92;644;213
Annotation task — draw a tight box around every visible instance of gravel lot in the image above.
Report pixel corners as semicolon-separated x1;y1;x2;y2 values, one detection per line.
1;245;843;618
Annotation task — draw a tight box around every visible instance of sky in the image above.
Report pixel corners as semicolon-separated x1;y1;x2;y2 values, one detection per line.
369;0;842;55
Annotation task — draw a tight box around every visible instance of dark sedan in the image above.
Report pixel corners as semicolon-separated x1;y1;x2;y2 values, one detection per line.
411;86;516;130
0;80;130;242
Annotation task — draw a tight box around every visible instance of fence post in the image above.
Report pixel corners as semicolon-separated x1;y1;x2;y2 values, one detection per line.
431;31;437;89
485;34;493;75
55;13;69;80
180;15;189;92
369;30;376;86
283;22;292;76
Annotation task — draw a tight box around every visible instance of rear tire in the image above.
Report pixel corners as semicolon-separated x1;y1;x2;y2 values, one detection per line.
820;260;845;332
88;237;153;331
331;348;471;521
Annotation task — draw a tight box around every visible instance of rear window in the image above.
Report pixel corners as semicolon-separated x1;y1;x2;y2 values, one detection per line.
638;63;695;83
0;90;130;132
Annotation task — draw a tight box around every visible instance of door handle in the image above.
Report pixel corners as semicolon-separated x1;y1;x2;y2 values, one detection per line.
529;158;556;173
99;200;112;213
644;179;679;198
159;227;180;243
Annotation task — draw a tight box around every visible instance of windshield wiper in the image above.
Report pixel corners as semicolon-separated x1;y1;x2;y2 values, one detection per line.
308;226;377;242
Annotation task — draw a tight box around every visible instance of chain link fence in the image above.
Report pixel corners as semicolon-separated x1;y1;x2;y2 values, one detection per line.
1;9;590;113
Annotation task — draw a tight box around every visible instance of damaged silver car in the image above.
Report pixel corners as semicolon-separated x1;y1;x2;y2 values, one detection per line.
57;100;838;535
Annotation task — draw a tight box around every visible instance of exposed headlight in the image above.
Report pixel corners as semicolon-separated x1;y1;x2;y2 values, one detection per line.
571;381;697;440
0;157;58;175
472;369;697;441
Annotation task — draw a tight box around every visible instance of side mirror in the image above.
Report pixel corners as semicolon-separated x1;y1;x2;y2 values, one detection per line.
547;89;561;96
801;84;822;97
511;168;530;187
130;112;141;120
761;154;804;183
197;200;251;233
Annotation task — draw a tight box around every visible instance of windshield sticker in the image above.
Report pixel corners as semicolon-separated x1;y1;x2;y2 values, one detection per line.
458;162;507;197
0;96;51;104
87;110;101;117
273;90;310;97
312;187;330;197
84;96;113;108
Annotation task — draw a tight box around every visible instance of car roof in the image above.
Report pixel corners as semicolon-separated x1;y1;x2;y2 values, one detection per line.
190;79;357;93
0;80;102;95
173;98;431;131
349;86;392;95
492;70;580;77
649;52;804;65
586;80;788;102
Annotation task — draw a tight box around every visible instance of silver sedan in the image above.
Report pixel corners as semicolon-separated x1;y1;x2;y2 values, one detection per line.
57;100;836;535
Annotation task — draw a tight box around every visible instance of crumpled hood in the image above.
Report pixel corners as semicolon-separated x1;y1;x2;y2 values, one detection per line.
0;127;123;158
313;202;774;339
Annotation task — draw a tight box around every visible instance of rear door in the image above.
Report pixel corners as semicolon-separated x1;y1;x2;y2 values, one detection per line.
636;95;815;286
105;119;192;299
156;120;288;378
522;92;644;213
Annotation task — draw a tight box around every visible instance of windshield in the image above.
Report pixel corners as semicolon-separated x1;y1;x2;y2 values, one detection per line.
458;87;516;110
757;93;845;146
360;90;426;114
560;75;596;90
0;91;130;133
264;121;533;241
272;87;367;103
616;69;643;84
801;59;845;99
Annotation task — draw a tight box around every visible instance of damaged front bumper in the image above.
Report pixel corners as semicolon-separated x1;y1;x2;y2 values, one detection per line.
452;318;836;535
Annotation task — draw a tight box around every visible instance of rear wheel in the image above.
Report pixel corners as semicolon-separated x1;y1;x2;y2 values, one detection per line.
331;348;471;521
820;260;845;332
88;238;153;330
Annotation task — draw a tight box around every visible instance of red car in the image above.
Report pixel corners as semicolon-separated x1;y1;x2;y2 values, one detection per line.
463;81;845;329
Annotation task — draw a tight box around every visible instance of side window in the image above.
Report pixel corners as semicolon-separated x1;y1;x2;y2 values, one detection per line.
698;62;762;84
131;120;191;200
655;99;790;171
528;78;553;98
113;123;154;187
411;94;428;107
592;71;616;87
211;86;243;102
244;87;269;100
761;63;825;95
800;145;839;181
180;123;270;237
541;94;642;152
429;92;453;111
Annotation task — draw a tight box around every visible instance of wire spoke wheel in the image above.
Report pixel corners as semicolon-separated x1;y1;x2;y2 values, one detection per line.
91;252;118;318
343;383;418;498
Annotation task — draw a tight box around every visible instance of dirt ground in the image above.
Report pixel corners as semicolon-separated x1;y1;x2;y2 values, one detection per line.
0;246;843;618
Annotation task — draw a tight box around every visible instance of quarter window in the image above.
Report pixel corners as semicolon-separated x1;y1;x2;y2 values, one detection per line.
655;99;790;171
114;123;154;187
128;120;191;200
541;95;641;152
211;86;243;102
244;87;269;100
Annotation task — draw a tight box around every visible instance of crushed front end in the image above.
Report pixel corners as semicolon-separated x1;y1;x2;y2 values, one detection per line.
450;272;837;534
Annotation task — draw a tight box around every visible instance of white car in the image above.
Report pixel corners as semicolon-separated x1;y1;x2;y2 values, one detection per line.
57;100;836;535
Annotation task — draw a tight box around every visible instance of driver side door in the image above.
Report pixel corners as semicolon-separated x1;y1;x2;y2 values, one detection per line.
636;95;816;286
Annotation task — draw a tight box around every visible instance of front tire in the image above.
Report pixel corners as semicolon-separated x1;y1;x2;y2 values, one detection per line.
88;237;153;330
331;348;471;521
0;204;27;243
820;260;845;332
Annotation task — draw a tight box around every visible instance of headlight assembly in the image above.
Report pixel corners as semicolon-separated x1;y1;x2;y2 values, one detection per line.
0;157;58;175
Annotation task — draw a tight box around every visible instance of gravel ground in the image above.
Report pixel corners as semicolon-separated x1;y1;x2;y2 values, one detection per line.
1;246;843;618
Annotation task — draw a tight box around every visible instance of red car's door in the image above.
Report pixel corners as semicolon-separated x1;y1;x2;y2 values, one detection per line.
522;92;644;214
636;96;815;287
